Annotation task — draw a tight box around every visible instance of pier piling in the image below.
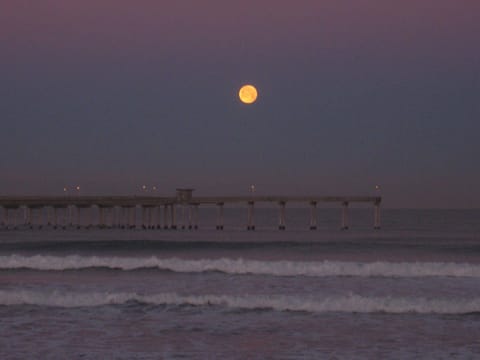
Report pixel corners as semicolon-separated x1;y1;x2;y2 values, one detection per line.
247;201;255;230
341;202;349;230
216;203;224;230
278;201;286;230
309;201;317;230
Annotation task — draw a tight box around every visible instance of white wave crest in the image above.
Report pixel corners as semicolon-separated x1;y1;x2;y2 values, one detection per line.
1;289;479;314
1;255;480;278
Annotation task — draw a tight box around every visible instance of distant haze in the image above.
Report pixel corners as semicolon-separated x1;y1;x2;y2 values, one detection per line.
1;1;479;208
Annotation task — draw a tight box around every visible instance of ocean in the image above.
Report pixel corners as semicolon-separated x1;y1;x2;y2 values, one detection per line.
1;208;480;359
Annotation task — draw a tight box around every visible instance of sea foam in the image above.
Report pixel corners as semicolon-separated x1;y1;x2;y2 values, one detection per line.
1;289;479;314
1;255;480;278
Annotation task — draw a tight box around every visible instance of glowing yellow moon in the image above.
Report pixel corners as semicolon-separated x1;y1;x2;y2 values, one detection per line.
239;84;258;104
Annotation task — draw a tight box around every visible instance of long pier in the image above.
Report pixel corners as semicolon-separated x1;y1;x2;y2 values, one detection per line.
0;189;382;231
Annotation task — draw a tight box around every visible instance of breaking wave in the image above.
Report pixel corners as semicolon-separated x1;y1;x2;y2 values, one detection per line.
1;289;479;314
1;255;480;278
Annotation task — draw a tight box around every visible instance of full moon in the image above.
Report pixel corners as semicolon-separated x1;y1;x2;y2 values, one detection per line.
239;84;258;104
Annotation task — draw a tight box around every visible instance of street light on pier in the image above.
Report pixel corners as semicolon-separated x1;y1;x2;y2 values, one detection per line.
141;185;158;194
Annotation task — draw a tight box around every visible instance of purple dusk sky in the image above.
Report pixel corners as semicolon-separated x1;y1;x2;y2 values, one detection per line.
1;0;479;208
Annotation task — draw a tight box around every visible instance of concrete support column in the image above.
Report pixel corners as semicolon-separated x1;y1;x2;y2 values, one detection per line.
41;207;47;228
374;202;381;230
122;207;128;228
118;206;123;228
99;207;105;229
310;201;317;230
29;207;36;229
163;205;169;229
75;207;82;229
341;202;349;230
29;207;34;227
107;207;113;229
129;207;136;229
35;207;40;228
143;207;147;229
156;205;162;229
79;207;85;229
107;207;113;228
53;207;63;229
247;201;255;231
3;208;10;229
148;207;154;229
171;205;177;230
157;206;162;229
64;206;69;227
188;206;193;230
46;207;52;227
140;206;146;229
93;206;98;228
68;206;73;228
62;207;68;229
71;206;76;227
103;207;108;228
11;208;18;230
12;208;18;230
126;207;132;229
1;207;7;228
117;206;123;228
122;207;127;229
35;207;42;229
108;207;113;228
86;206;94;229
4;208;9;229
278;201;286;230
124;207;131;229
110;207;116;228
193;204;199;230
155;207;161;229
81;206;87;229
67;205;75;226
216;203;224;230
53;207;58;229
72;206;80;229
111;207;117;228
118;207;125;229
181;205;186;230
39;208;45;229
121;207;130;229
24;206;31;227
83;206;93;229
147;207;153;229
117;207;122;229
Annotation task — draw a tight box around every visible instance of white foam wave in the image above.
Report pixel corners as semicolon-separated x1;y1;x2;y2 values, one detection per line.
1;255;480;278
1;289;479;314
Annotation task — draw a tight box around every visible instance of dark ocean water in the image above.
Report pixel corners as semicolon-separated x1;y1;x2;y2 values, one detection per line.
1;209;480;359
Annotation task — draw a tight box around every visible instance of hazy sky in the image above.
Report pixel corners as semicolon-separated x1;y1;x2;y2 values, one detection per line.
1;0;479;208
